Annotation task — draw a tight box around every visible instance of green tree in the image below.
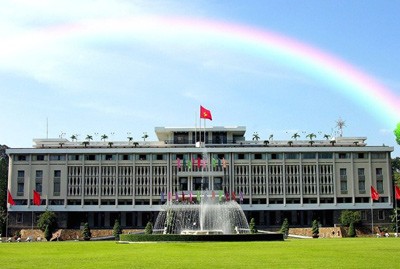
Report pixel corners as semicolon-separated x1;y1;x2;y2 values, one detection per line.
113;219;122;240
311;219;319;237
394;122;400;145
37;210;58;235
339;210;361;237
82;222;91;240
145;221;153;234
101;134;108;141
249;217;258;234
348;222;356;237
0;154;8;234
280;218;289;236
44;225;52;241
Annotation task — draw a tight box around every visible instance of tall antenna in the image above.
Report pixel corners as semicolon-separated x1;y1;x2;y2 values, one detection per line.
336;117;346;137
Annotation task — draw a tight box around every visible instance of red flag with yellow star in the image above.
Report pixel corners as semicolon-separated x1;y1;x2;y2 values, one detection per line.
200;106;212;120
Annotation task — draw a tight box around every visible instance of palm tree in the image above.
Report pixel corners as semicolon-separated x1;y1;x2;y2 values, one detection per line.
85;135;93;142
306;133;316;141
252;132;260;141
323;134;331;140
288;141;293;147
330;140;336;146
269;134;274;141
70;135;77;142
263;140;269;147
101;134;108;141
82;141;89;148
353;141;359;146
108;142;114;148
291;133;300;140
309;140;315;146
127;137;133;144
59;142;64;148
133;142;139;147
142;132;148;141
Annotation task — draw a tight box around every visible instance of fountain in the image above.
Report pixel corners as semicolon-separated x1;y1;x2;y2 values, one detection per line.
153;147;250;235
153;196;250;235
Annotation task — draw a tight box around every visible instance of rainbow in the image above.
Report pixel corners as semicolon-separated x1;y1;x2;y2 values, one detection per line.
2;16;399;125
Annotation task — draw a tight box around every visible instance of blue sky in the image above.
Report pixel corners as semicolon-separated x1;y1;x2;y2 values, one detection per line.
0;1;399;156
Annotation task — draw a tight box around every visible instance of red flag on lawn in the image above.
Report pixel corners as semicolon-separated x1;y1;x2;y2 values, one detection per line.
200;106;212;120
370;186;380;201
33;190;41;206
395;185;400;200
7;189;16;206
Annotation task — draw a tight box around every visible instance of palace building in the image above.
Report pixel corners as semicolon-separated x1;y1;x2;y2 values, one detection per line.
6;126;394;229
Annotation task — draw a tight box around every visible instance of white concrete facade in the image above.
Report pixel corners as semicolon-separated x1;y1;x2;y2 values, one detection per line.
6;126;394;228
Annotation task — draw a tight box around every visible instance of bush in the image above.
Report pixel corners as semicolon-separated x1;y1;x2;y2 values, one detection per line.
348;222;356;237
37;210;57;238
113;219;122;240
280;218;289;236
82;222;91;241
311;220;319;237
249;218;258;234
145;221;153;234
44;225;52;241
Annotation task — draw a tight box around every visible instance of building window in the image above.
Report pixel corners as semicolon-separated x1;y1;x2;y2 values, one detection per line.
302;153;316;159
254;153;263;160
50;155;66;161
17;155;27;161
213;177;223;190
355;153;365;159
237;153;246;160
121;154;131;161
338;153;349;159
68;155;81;161
174;132;189;144
179;178;188;191
53;170;61;196
138;154;147;161
17;170;25;196
371;153;386;159
285;153;299;159
155;154;164;161
269;153;282;160
34;155;45;161
85;154;97;161
358;168;365;194
193;177;208;191
16;213;23;224
35;170;43;193
318;153;333;159
340;168;347;193
104;154;115;161
378;210;385;220
376;168;384;193
360;210;367;220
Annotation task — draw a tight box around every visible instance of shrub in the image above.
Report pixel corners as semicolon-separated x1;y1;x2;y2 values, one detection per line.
280;218;289;236
249;218;258;234
145;221;153;234
44;225;52;241
311;220;319;237
37;210;57;238
348;222;356;237
82;222;91;241
113;219;122;240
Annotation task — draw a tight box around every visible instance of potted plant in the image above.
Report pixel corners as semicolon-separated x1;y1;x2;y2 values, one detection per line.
311;219;319;238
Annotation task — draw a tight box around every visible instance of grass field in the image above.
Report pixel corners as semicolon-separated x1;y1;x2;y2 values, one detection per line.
0;238;398;268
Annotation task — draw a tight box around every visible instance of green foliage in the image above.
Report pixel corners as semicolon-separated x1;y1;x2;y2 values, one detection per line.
394;122;400;145
389;208;400;232
113;219;122;240
348;222;356;237
0;157;8;210
37;210;57;234
280;218;289;235
249;217;258;234
82;222;91;240
145;221;153;234
311;219;319;235
44;225;52;241
339;210;361;226
120;233;283;242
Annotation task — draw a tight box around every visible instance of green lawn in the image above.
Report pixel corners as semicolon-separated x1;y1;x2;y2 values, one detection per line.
0;238;398;268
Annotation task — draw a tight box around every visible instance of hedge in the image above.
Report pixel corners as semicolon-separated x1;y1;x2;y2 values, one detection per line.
120;233;283;242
